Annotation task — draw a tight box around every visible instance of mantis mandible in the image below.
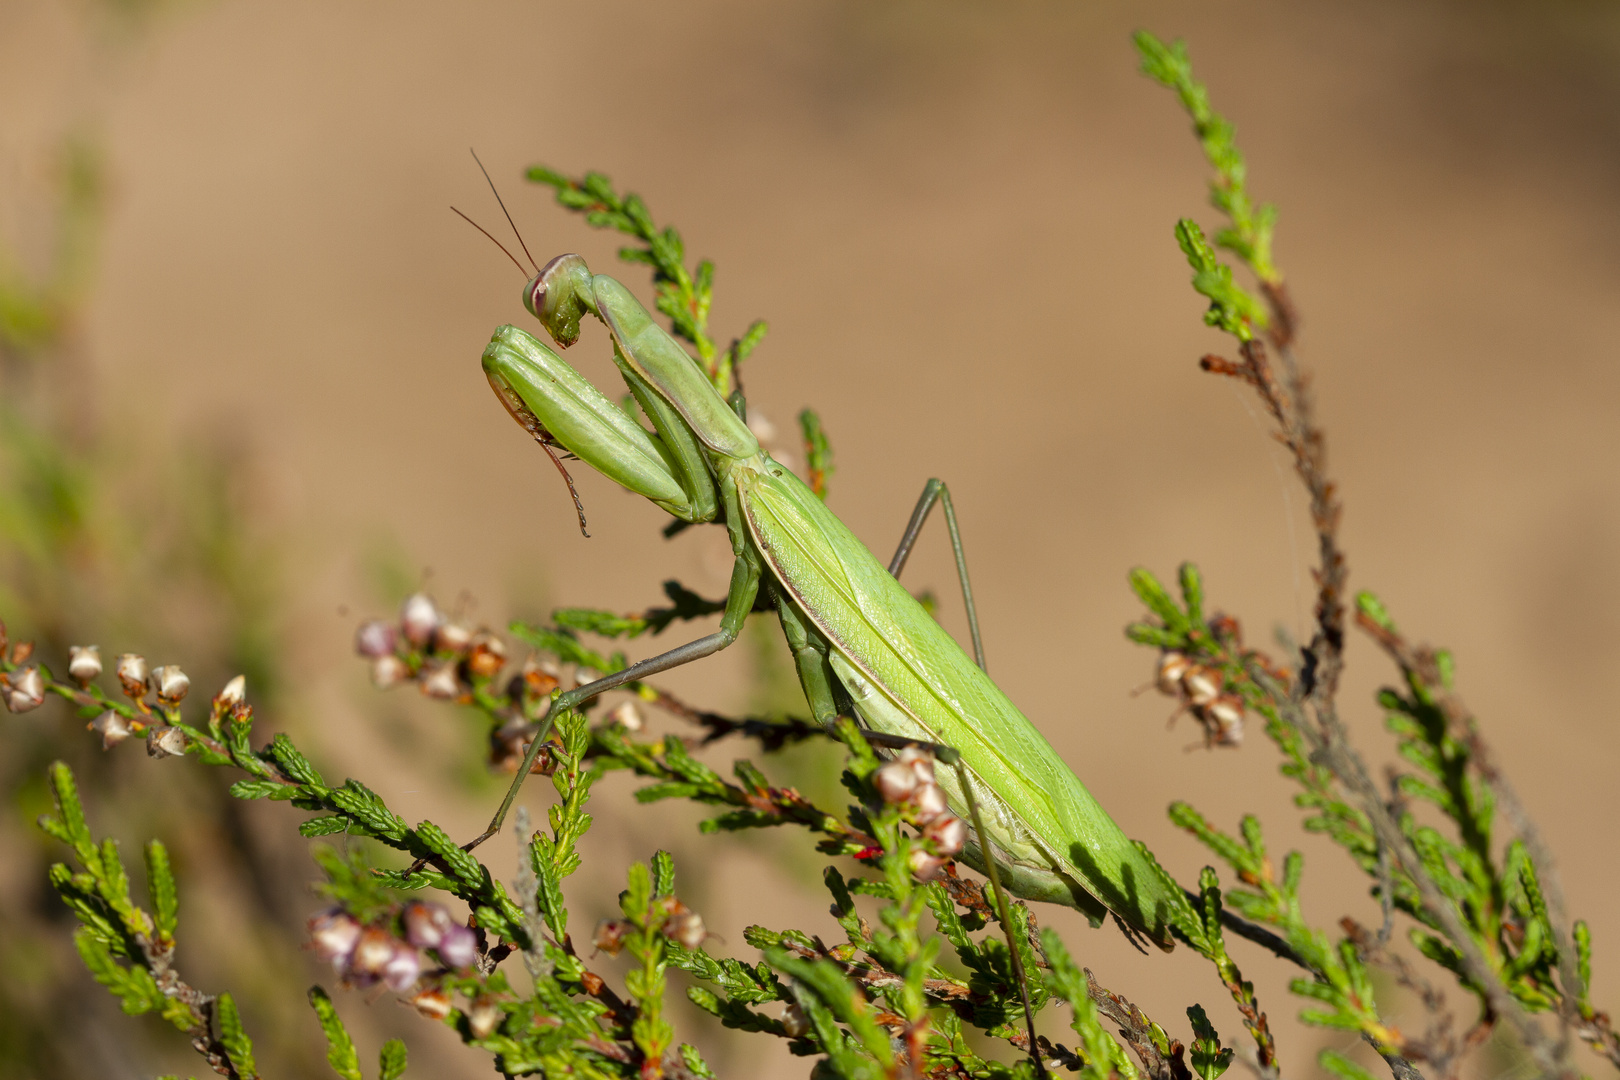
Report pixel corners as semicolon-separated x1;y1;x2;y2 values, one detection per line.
476;253;1200;949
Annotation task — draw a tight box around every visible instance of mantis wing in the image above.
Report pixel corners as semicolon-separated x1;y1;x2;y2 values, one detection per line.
741;462;1197;949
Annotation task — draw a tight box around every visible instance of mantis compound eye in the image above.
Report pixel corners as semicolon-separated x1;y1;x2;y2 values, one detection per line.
523;273;547;320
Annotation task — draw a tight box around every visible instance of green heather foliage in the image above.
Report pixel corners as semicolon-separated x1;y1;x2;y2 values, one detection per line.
2;30;1611;1080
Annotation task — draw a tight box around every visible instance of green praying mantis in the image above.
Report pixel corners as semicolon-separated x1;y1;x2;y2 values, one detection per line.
473;249;1201;951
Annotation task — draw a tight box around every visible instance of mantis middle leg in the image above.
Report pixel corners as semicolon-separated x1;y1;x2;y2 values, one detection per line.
468;537;764;852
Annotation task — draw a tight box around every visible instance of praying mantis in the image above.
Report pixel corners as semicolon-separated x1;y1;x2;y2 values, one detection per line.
475;251;1201;950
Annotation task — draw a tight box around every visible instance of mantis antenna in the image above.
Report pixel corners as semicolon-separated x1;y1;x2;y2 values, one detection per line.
452;206;529;278
470;147;540;273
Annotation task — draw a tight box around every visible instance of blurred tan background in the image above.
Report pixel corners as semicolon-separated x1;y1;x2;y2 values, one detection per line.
3;0;1619;1076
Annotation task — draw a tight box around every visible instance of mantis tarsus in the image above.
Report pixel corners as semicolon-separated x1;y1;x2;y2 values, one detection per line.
475;251;1201;951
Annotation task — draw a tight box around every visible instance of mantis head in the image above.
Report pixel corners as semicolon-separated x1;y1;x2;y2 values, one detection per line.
523;253;596;349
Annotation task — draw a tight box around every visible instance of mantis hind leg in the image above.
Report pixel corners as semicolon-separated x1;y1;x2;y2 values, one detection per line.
887;478;986;672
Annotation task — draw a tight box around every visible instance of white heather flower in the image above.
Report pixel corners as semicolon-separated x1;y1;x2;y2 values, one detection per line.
605;699;644;732
3;667;45;713
907;848;945;880
354;620;397;658
467;997;502;1039
467;631;507;678
217;675;246;707
348;926;395;985
399;593;439;647
1182;665;1221;707
664;911;707;951
437;924;478;970
115;654;149;697
419;663;460;700
895;746;936;787
68;645;102;684
909;782;949;825
410;988;452;1020
402;901;452;949
381;941;422;992
924;815;968;857
308;908;362;971
781;1002;810;1038
1156;652;1191;695
371;655;409;688
90;710;133;749
433;621;472;654
521;654;561;696
872;760;920;804
1204;696;1245;747
153;665;190;704
146;725;188;758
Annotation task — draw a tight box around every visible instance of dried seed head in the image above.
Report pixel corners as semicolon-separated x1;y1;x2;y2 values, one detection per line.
68;645;102;684
1156;652;1191;695
1182;665;1221;707
467;631;507;678
872;760;920;804
895;746;936;786
781;1002;810;1038
604;699;644;732
399;593;440;647
308;908;363;970
419;662;461;701
402;900;453;949
573;666;601;689
371;655;409;689
924;815;968;857
3;667;45;713
10;641;33;665
593;918;630;957
349;926;395;984
354;619;397;659
664;911;707;951
907;848;946;880
115;653;149;698
910;782;949;825
410;987;453;1020
146;725;188;758
381;941;422;992
216;675;247;707
467;997;503;1039
90;710;133;749
152;665;190;704
433;621;472;655
436;923;478;970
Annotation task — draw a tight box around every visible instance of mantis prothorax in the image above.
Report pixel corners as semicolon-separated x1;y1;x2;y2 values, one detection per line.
476;253;1201;949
